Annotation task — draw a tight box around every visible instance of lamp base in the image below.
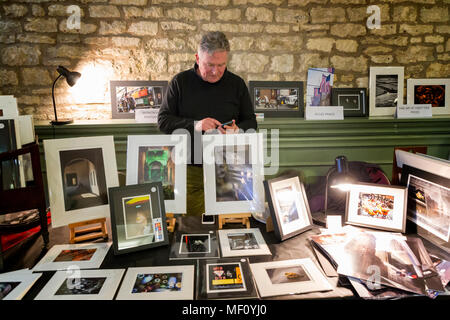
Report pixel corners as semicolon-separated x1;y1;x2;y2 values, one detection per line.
50;119;73;125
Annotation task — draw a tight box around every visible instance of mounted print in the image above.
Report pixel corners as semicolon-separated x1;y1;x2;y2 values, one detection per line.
218;228;271;257
406;78;450;116
169;231;220;260
264;175;313;241
249;81;304;118
331;88;368;117
110;80;168;120
345;182;408;233
126;134;187;214
369;67;404;117
108;182;169;255
0;271;42;300
306;68;335;107
202;133;265;215
43;136;119;228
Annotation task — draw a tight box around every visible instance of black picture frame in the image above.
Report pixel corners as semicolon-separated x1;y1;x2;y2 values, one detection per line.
249;81;304;118
110;80;168;119
331;88;367;117
264;174;313;242
108;182;169;255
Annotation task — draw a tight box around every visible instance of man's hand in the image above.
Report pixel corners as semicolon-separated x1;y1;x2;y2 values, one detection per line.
223;119;239;134
195;117;222;132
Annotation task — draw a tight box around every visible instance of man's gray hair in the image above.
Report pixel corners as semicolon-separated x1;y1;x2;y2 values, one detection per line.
198;31;230;54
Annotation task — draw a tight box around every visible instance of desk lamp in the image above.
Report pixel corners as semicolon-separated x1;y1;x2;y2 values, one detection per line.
324;155;354;214
51;66;81;125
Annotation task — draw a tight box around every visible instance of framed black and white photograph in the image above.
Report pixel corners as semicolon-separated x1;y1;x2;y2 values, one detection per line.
202;133;265;215
115;265;195;300
331;88;368;117
401;164;449;242
126;134;187;214
264;175;313;241
406;78;450;115
369;67;404;117
43;136;119;228
249;81;304;118
169;231;220;260
34;269;125;300
0;271;41;300
249;258;333;298
110;80;168;119
108;182;169;255
345;182;408;233
218;228;271;257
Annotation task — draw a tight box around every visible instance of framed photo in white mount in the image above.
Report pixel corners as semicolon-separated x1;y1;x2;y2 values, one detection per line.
32;242;112;272
34;269;125;300
202;133;265;215
369;67;404;117
249;258;333;298
126;134;187;214
345;182;408;233
218;228;271;257
115;265;194;300
43;136;119;228
0;272;42;300
406;78;450;115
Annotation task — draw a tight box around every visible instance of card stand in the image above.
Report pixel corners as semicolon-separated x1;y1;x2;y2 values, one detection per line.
166;213;176;233
68;218;108;244
218;213;251;229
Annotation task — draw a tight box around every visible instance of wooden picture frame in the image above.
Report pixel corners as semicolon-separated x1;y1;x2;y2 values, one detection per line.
331;88;368;117
406;78;450;115
369;67;404;117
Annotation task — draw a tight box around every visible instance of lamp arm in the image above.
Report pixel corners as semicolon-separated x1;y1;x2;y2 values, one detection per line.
51;74;63;123
324;167;336;214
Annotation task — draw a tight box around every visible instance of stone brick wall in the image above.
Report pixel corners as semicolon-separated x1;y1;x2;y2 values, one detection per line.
0;0;449;121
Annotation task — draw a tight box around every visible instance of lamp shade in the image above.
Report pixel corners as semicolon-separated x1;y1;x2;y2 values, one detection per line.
56;66;81;87
329;155;354;190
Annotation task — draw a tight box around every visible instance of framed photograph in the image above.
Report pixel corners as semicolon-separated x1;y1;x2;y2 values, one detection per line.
369;66;404;117
126;134;187;214
0;271;41;300
115;265;195;300
0;117;25;190
345;182;408;233
34;269;125;300
249;258;333;298
218;228;271;257
110;80;168;119
406;78;450;115
169;231;220;260
264;175;313;241
202;133;265;215
0;95;19;118
306;68;335;107
32;243;111;272
331;88;368;117
43;136;119;228
248;81;304;118
401;164;449;242
108;182;169;255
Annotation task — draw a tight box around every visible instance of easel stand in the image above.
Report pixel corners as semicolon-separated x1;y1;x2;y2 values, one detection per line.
218;213;251;229
166;213;176;233
69;218;108;244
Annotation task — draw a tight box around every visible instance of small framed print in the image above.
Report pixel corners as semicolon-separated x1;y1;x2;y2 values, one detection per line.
369;67;404;117
331;88;368;117
34;269;125;300
218;228;271;257
108;182;169;255
169;231;220;260
0;271;41;300
250;258;333;298
406;78;450;115
32;243;111;272
306;68;335;107
249;81;304;118
345;182;408;233
264;175;313;241
110;80;168;120
115;265;195;300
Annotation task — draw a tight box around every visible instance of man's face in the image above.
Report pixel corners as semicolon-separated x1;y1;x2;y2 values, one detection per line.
195;49;228;83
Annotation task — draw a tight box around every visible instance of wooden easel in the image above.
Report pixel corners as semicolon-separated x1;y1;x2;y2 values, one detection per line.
68;218;108;244
218;213;251;229
166;213;176;233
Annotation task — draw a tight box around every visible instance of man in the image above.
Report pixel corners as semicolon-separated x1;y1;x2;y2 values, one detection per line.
158;31;257;216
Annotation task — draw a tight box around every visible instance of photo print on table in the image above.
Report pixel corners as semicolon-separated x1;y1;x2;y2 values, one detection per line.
169;231;220;260
0;272;42;300
179;234;211;254
228;232;259;250
53;248;97;262
218;228;271;257
266;265;311;285
206;262;246;294
131;272;183;293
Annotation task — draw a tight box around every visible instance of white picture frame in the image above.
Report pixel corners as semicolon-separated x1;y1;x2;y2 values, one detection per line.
115;265;194;300
125;134;187;214
43;136;119;228
34;269;125;300
0;271;42;300
32;243;112;272
250;258;333;298
218;228;271;257
369;66;404;117
345;182;408;233
0;95;19;118
202;133;265;215
406;78;450;115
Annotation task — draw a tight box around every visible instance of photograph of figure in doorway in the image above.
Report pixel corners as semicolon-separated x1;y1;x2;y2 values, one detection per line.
122;194;154;240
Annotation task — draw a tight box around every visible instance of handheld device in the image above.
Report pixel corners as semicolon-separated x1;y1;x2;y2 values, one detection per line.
201;213;215;224
220;120;233;128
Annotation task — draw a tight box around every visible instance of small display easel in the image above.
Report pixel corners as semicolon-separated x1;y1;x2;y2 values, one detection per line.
218;213;251;229
166;213;176;233
68;218;108;244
